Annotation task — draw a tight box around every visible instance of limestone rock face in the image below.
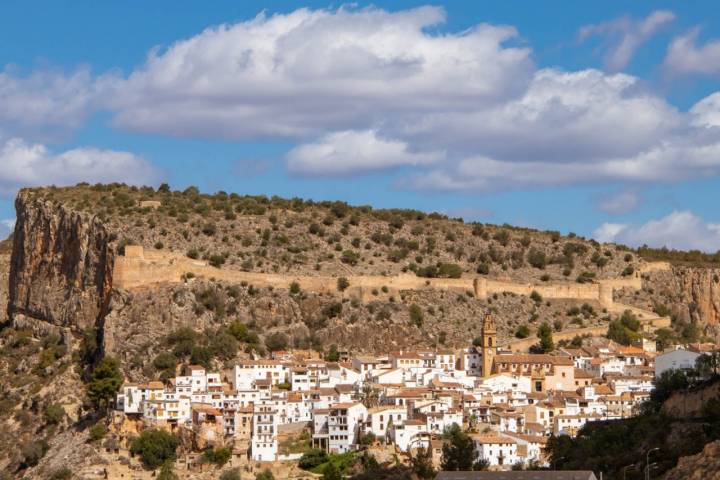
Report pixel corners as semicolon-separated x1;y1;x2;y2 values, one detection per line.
671;266;720;326
663;440;720;480
7;190;114;332
0;253;9;323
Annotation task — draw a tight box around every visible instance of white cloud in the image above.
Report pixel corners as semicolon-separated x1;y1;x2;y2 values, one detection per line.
579;10;675;71
597;189;640;214
593;211;720;252
664;28;720;76
0;218;15;239
286;130;443;175
101;6;532;140
690;92;720;127
4;6;720;193
0;138;161;196
593;222;628;243
0;66;95;140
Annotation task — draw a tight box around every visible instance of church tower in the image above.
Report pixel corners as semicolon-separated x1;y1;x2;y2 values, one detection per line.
481;312;497;378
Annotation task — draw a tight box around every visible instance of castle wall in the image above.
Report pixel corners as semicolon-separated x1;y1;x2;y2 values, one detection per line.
112;248;667;350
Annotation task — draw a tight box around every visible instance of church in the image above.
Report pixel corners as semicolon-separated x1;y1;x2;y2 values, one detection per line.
462;313;576;392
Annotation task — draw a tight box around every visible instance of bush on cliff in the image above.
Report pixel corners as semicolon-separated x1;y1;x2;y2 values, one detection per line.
130;429;180;470
86;357;123;410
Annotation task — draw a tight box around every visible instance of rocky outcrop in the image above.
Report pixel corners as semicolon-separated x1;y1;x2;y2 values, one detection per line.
663;440;720;480
7;190;114;333
616;266;720;338
668;267;720;326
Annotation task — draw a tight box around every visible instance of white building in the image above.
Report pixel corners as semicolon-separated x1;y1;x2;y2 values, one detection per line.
251;401;278;461
655;347;702;377
327;402;367;454
472;434;519;467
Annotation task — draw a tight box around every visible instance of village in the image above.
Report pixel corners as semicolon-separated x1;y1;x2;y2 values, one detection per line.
111;312;717;475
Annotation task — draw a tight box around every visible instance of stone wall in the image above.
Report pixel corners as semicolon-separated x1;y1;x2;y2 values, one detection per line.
113;248;670;341
114;248;647;303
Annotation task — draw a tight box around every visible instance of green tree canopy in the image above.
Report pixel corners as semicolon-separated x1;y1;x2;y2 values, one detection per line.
441;423;486;471
130;429;180;470
87;357;123;410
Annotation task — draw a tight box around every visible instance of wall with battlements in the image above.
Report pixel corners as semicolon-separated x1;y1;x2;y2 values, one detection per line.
113;247;671;347
114;247;665;306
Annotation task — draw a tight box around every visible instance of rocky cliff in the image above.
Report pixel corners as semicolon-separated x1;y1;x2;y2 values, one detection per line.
663;440;720;480
661;267;720;326
7;189;114;333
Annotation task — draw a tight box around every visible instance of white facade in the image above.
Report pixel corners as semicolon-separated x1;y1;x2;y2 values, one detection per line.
251;402;278;461
655;348;702;377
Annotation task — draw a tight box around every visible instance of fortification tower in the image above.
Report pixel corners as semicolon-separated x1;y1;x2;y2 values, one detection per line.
481;312;497;378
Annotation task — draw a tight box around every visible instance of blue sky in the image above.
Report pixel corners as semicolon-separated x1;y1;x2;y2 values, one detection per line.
1;1;720;250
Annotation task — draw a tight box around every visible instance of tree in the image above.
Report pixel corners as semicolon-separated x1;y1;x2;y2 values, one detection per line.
607;311;641;346
211;332;239;360
190;346;213;367
87;357;123;410
265;332;288;352
325;344;340;362
228;322;249;341
130;429;180;469
695;352;720;378
654;328;675;351
322;462;342;480
441;423;479;471
412;445;436;479
289;281;301;295
649;369;690;410
79;327;99;366
203;447;232;466
536;322;554;353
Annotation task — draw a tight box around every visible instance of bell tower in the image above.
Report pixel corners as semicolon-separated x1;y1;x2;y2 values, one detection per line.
481;312;497;378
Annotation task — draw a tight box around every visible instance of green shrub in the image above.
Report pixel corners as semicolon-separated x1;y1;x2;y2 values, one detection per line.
289;281;301;295
87;357;123;410
265;333;289;352
44;403;65;425
527;248;547;269
515;325;530;339
299;448;329;469
337;277;350;292
190;346;213;367
89;423;108;442
256;469;275;480
203;447;232;466
341;250;360;265
153;353;176;371
323;302;343;318
409;304;424;327
49;467;72;480
130;429;180;469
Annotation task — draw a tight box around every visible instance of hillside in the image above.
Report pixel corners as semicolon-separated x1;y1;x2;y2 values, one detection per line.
0;183;719;477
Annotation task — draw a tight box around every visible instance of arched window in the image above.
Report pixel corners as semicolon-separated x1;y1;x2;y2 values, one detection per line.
488;337;493;347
